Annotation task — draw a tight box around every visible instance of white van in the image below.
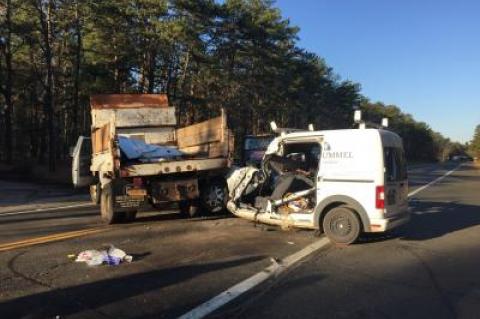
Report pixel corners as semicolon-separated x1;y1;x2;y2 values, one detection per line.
226;128;409;244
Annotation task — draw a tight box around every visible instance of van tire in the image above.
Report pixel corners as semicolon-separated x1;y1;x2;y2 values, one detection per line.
100;183;121;224
323;206;361;245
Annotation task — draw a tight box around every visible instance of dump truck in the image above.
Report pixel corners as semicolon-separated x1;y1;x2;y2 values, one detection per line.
72;94;234;223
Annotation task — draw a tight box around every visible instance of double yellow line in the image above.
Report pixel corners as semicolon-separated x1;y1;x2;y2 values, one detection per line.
0;228;105;252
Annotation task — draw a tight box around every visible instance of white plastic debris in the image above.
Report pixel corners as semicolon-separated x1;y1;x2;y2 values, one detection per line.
107;245;133;263
75;250;105;267
75;245;133;267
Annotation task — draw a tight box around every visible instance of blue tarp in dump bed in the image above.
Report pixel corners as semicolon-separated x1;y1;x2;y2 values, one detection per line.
118;136;183;162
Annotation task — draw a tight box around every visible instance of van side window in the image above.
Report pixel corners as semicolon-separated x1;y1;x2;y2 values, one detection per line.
396;148;407;180
384;147;407;182
282;142;321;174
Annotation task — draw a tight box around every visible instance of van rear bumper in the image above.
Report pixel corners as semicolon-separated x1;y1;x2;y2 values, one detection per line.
368;211;410;232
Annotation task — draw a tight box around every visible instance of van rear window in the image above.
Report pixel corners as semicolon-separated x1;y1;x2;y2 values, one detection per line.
384;147;407;182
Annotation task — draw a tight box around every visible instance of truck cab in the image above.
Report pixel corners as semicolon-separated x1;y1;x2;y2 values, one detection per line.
242;134;274;166
226;128;409;244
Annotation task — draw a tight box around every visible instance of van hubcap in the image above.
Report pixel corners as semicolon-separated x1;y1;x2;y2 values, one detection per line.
331;216;352;236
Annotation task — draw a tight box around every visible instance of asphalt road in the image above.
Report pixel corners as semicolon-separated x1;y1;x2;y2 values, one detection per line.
0;161;478;319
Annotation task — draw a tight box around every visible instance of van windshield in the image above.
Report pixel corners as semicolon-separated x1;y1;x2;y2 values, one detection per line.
384;147;407;182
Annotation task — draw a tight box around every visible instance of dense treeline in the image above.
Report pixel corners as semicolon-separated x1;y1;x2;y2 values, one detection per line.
468;125;480;158
360;101;466;162
0;0;462;171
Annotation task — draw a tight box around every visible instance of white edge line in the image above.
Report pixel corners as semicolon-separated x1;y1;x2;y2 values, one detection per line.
408;164;462;198
0;203;94;217
178;237;330;319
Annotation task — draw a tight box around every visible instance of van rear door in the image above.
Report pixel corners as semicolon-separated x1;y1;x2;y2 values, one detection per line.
384;147;408;216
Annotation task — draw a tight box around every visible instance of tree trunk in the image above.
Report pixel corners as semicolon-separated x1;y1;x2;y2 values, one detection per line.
3;0;14;164
146;48;157;93
37;0;56;171
72;0;82;141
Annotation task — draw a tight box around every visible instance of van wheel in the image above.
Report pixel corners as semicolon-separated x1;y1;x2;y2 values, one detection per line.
201;180;227;214
179;201;199;218
100;183;121;224
323;206;360;245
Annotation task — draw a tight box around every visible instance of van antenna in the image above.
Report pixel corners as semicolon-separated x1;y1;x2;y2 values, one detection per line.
381;118;389;128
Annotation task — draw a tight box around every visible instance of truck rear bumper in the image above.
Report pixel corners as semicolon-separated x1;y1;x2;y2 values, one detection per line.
114;194;146;210
368;211;410;232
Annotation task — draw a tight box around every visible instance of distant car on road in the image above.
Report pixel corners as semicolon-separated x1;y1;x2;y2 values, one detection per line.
452;155;473;161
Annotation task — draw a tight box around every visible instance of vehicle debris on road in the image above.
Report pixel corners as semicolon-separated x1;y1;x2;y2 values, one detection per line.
75;245;133;266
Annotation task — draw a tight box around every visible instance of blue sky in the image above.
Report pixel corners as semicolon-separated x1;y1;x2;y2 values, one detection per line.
275;0;479;143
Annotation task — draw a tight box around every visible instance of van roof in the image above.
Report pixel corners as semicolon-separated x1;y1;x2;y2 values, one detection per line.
279;128;403;147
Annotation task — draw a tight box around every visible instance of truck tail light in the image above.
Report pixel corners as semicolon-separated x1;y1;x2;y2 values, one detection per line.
133;177;143;187
376;186;385;209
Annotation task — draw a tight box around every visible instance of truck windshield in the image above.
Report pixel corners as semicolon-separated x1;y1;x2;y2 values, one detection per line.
244;137;273;151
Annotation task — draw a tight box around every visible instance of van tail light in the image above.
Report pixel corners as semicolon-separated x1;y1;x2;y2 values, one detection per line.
133;177;143;187
376;186;385;209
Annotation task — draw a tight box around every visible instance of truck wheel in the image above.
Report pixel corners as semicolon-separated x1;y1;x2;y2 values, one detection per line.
201;180;227;214
90;183;101;205
179;201;199;218
124;210;137;222
322;206;361;245
100;183;121;224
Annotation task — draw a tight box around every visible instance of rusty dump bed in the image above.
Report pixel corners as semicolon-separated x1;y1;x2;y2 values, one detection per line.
91;94;169;109
89;94;234;176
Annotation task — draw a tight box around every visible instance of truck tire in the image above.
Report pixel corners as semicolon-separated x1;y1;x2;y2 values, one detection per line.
201;179;227;214
322;206;361;245
100;183;121;224
90;183;101;205
124;210;137;222
179;200;199;218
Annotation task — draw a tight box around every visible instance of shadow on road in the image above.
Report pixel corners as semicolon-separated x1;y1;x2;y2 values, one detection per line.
0;255;265;318
360;200;480;244
401;200;480;241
